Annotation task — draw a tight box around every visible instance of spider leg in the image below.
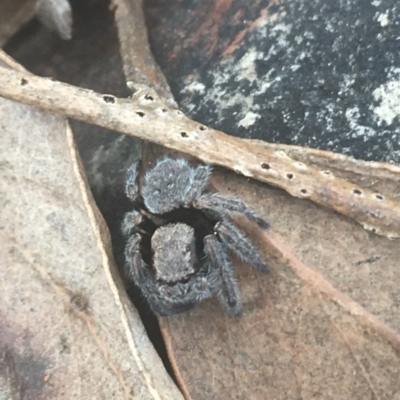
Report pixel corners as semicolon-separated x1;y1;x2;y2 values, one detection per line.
124;233;155;286
121;210;145;236
124;233;172;315
185;164;212;202
125;161;140;202
204;234;242;317
195;192;269;229
125;233;213;316
215;221;269;273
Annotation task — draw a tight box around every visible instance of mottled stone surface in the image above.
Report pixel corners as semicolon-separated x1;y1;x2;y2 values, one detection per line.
147;0;400;163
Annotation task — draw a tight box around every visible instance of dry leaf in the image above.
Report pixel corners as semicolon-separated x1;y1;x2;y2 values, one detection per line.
0;0;35;47
0;89;183;399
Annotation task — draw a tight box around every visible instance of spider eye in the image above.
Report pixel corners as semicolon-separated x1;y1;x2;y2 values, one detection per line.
184;245;191;253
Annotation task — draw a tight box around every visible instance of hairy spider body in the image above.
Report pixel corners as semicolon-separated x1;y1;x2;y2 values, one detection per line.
122;157;269;316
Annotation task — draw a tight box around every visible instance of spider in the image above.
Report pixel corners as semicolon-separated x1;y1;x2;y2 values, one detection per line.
122;157;269;316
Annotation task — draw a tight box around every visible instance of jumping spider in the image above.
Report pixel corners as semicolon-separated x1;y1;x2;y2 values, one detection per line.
122;157;269;316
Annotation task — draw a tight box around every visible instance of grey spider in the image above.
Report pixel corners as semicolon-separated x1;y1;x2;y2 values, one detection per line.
122;157;269;316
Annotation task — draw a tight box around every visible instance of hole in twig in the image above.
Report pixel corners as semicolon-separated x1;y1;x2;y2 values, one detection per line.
375;194;384;200
300;188;307;194
144;94;154;101
103;95;115;104
353;189;362;195
136;111;145;117
198;125;206;131
161;108;167;113
20;78;28;86
180;132;188;138
261;163;271;170
286;173;294;180
70;293;89;313
322;170;331;175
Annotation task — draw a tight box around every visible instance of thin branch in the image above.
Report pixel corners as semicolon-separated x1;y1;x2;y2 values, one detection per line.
0;64;400;239
0;51;29;73
250;139;400;178
111;0;177;108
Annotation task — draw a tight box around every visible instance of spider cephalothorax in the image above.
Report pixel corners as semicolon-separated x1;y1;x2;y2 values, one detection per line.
122;157;269;316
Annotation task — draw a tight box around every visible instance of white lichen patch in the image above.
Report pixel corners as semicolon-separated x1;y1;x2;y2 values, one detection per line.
184;81;206;95
338;74;357;96
372;77;400;125
270;23;292;47
235;47;262;82
345;106;377;138
376;12;389;27
238;111;261;128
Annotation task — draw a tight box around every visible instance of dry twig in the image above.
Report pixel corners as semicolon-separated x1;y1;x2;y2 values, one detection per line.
112;0;177;108
0;63;399;238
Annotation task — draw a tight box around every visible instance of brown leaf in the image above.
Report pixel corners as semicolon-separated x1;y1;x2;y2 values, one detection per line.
0;0;35;47
0;93;183;398
158;161;400;400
